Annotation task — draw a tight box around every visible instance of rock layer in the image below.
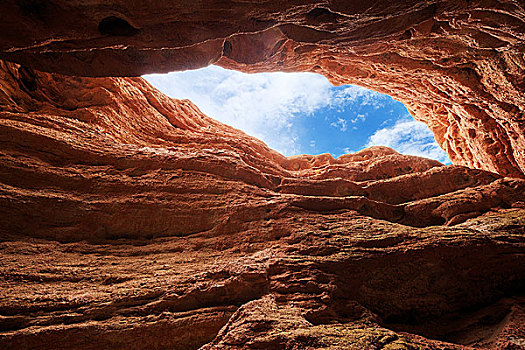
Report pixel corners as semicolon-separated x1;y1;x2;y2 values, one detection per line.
0;0;524;177
0;59;524;349
1;1;525;348
2;211;524;350
1;61;523;241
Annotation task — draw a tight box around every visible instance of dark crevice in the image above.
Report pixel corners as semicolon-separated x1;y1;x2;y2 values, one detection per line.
98;16;139;37
306;7;342;23
384;297;520;347
222;40;233;57
307;8;332;18
18;66;37;92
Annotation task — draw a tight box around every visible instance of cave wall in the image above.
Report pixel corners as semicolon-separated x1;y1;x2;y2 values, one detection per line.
0;58;524;348
1;2;525;349
0;0;524;177
3;59;523;240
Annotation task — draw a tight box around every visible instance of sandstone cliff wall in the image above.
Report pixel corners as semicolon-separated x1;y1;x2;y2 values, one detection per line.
1;1;525;349
0;0;524;177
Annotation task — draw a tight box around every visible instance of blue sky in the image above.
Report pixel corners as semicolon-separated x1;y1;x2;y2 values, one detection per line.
144;65;450;163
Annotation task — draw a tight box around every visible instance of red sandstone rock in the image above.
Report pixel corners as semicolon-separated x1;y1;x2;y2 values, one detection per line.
0;1;525;348
0;59;524;349
1;61;523;240
0;0;523;177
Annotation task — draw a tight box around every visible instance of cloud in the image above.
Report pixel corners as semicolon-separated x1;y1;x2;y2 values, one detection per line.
144;66;448;163
330;117;348;132
144;66;333;156
329;86;386;112
144;66;392;156
329;113;365;132
351;114;366;124
365;117;450;163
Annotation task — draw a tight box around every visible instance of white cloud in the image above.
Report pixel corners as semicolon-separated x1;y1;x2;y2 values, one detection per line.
144;66;333;156
144;66;391;155
366;117;450;163
329;86;386;112
144;66;449;163
330;117;348;132
351;114;366;124
329;113;365;132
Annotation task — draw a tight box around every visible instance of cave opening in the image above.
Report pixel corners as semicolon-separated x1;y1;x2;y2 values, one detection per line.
144;65;451;164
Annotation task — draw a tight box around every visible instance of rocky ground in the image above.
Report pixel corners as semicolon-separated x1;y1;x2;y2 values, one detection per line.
1;209;524;349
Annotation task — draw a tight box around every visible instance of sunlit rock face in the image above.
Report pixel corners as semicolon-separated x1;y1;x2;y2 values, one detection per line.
0;1;525;350
0;0;524;177
0;59;524;349
1;60;523;239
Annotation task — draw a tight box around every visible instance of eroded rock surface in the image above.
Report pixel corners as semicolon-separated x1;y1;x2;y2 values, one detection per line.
0;0;524;177
2;211;524;350
1;61;523;239
1;2;525;347
0;59;524;349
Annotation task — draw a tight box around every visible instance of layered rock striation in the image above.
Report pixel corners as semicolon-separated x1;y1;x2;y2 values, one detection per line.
0;1;525;349
0;59;524;349
1;61;523;241
0;0;524;177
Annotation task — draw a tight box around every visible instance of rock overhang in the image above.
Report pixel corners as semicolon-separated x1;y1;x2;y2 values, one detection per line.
0;1;525;349
1;0;524;177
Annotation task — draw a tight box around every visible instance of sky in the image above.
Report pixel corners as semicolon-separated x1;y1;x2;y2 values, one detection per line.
144;65;450;163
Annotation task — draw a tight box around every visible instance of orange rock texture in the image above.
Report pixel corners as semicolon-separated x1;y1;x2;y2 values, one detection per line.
0;0;524;177
0;59;524;349
0;1;525;349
